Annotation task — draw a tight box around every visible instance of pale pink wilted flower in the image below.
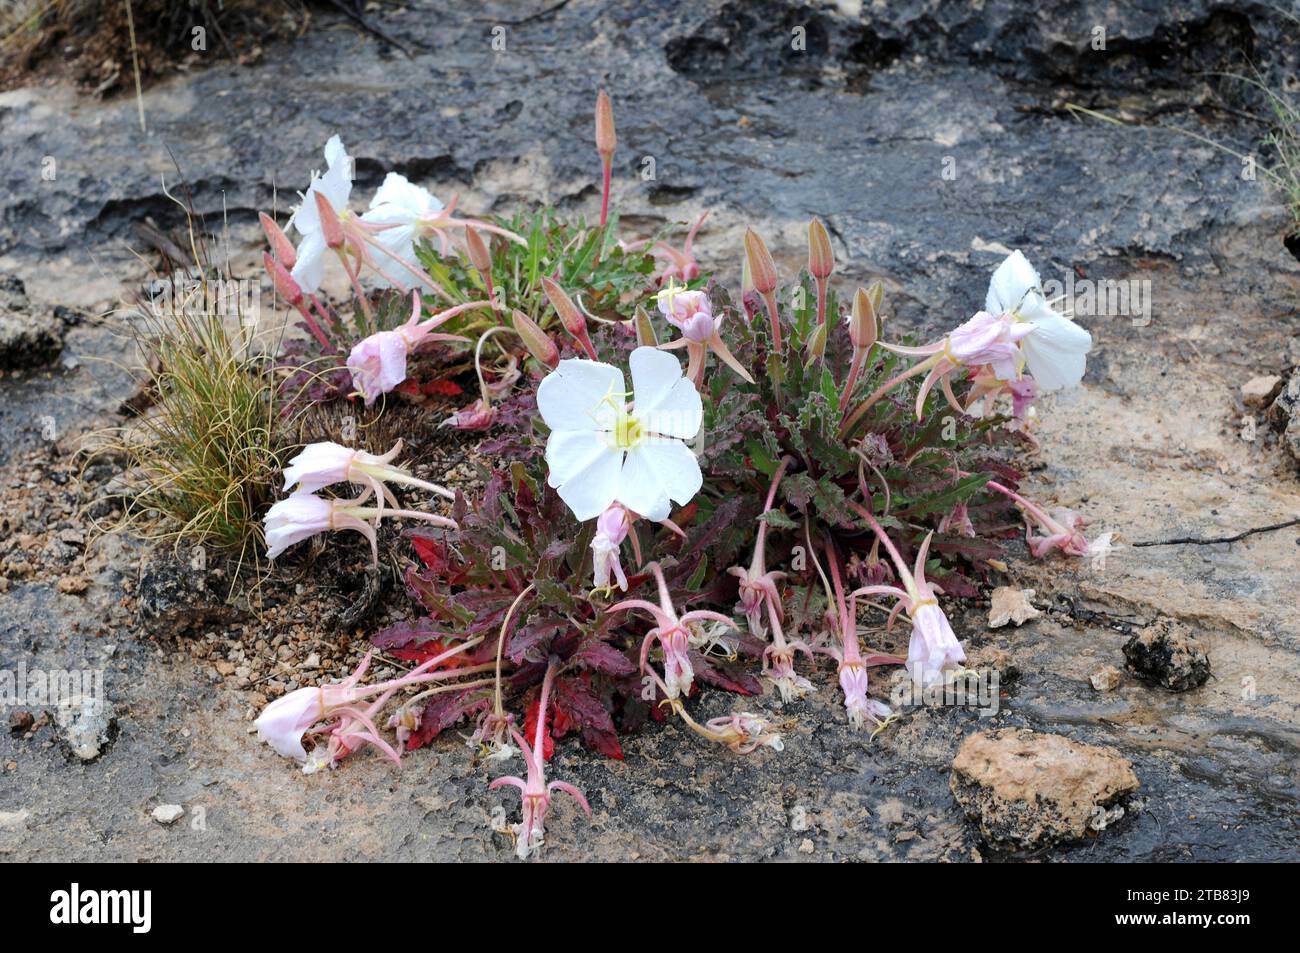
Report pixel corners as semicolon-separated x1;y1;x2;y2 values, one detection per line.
728;456;791;638
874;310;1034;418
985;481;1113;561
256;646;480;767
938;501;976;537
848;504;966;690
283;438;455;504
489;664;591;860
819;532;899;729
838;661;892;730
654;279;753;388
703;712;785;754
346;293;479;405
441;397;496;431
591;503;632;593
264;488;456;563
609;561;735;701
762;600;814;705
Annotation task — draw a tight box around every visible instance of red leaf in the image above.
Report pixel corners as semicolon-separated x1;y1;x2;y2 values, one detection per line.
691;652;762;695
408;690;488;750
571;639;636;677
554;675;623;760
423;378;464;397
523;696;555;761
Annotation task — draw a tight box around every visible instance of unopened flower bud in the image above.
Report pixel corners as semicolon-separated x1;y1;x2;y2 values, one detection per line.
260;212;296;268
595;89;617;159
807;217;833;280
850;285;879;350
264;251;303;306
313;190;345;250
512;308;560;368
744;228;777;295
465;226;491;275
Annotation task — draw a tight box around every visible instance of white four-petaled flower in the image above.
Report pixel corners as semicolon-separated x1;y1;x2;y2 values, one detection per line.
537;347;702;522
360;172;444;290
985;250;1093;391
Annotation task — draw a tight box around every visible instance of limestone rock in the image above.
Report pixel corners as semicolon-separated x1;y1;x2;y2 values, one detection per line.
987;587;1042;628
951;728;1139;850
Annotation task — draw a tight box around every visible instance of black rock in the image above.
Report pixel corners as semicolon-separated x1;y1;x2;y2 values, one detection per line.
1123;618;1211;692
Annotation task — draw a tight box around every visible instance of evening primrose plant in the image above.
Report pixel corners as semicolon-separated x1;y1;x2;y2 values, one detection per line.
247;90;1108;860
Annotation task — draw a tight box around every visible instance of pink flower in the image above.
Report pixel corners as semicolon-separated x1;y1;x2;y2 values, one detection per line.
256;646;485;769
986;482;1113;562
345;293;474;405
727;457;790;637
591;504;632;592
946;310;1033;380
255;686;331;760
653;280;753;388
489;663;591;860
263;489;456;563
906;601;967;688
823;530;899;729
848;504;965;690
839;662;891;729
283;439;454;502
609;561;735;700
440;398;496;431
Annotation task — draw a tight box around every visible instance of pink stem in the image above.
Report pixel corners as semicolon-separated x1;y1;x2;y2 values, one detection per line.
600;160;612;228
839;353;939;436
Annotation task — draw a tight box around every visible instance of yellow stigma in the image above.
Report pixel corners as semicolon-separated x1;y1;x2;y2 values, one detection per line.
614;410;644;449
655;277;684;315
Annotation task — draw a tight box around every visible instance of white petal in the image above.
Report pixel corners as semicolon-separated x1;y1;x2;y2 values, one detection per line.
369;172;442;216
536;359;623;432
1023;312;1092;391
547;431;622;521
290;230;328;293
317;158;352;214
630;346;702;439
618;438;701;522
323;135;348;169
985;250;1041;316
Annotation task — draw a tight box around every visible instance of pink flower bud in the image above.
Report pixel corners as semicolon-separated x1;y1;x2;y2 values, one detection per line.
595;89;617;159
511;309;559;369
849;284;879;350
260;211;297;268
264;251;303;306
313;190;345;250
743;228;777;295
807;217;834;280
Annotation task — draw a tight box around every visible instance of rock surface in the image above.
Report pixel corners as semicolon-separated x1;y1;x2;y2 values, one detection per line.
0;275;64;370
0;0;1297;862
137;555;241;637
950;728;1140;851
1123;618;1212;692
